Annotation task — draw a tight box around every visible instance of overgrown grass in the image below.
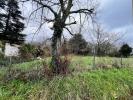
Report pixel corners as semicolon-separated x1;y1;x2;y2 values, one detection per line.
14;59;47;71
0;56;133;100
0;68;133;99
10;55;133;70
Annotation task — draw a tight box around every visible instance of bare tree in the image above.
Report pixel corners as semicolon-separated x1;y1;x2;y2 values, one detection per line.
21;0;97;73
88;23;123;68
90;23;122;56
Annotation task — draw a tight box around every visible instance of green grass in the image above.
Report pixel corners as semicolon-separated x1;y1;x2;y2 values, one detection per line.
0;56;133;100
0;68;133;99
14;59;47;71
5;55;132;71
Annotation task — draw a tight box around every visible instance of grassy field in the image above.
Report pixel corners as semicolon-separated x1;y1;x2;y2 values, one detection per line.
0;56;133;100
1;55;132;70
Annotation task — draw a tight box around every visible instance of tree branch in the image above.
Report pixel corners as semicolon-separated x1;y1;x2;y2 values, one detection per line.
32;0;58;17
65;21;76;26
43;16;54;22
59;0;65;12
64;27;74;36
70;8;94;14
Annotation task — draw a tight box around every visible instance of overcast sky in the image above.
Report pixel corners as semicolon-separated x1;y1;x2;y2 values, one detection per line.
21;0;133;46
99;0;133;46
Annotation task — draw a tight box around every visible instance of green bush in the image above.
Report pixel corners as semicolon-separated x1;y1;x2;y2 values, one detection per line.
0;52;4;59
19;44;37;60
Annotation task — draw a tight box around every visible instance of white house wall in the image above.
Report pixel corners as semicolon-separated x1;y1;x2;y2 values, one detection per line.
5;43;19;57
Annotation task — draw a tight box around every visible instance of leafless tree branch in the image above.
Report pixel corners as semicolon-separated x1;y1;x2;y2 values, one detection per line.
64;27;74;36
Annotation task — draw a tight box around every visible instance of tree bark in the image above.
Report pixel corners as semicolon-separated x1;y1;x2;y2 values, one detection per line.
51;22;63;74
51;35;59;73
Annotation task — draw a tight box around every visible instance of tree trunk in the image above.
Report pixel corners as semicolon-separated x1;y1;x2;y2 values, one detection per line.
51;36;59;73
51;25;63;74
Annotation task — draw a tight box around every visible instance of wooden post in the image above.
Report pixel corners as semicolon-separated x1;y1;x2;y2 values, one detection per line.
93;45;96;68
120;55;123;68
9;56;12;72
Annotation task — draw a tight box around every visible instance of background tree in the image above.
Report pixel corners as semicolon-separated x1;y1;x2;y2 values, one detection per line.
69;33;88;55
0;0;6;31
90;23;122;56
0;0;26;45
119;44;132;58
24;0;97;73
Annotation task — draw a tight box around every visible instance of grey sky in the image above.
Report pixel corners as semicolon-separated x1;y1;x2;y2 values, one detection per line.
99;0;133;46
100;0;132;29
21;0;133;46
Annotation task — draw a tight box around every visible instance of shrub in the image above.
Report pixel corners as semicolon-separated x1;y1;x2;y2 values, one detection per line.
19;44;37;60
108;50;121;57
119;44;132;57
51;56;71;75
0;52;4;59
3;66;53;82
42;46;51;57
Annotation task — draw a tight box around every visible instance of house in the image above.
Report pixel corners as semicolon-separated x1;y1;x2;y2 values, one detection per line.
4;43;20;57
0;42;3;53
0;48;2;53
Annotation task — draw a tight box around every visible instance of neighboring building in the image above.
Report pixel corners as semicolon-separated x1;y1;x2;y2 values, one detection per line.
0;48;2;53
0;41;3;53
4;43;20;57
